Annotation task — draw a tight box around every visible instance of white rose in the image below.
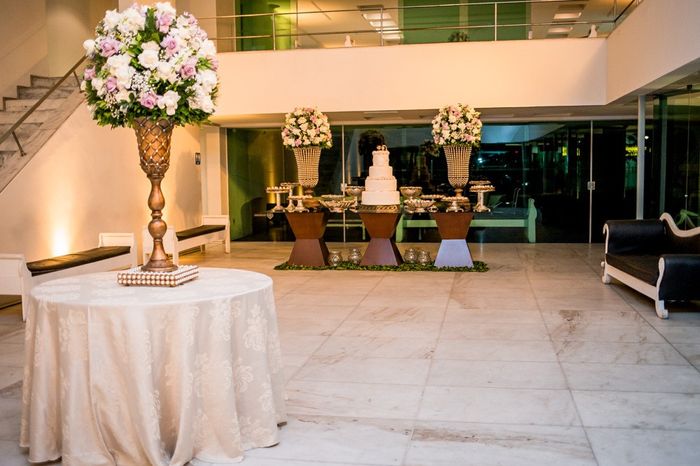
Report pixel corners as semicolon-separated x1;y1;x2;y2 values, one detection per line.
113;65;134;89
92;77;105;96
103;10;121;30
156;61;178;83
119;7;146;35
141;41;160;52
197;69;218;92
83;39;96;56
199;39;217;58
157;90;180;115
115;88;131;102
107;54;131;71
138;49;160;69
155;2;176;16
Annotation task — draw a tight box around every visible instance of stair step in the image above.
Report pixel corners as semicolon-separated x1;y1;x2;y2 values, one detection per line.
0;124;42;150
3;97;65;112
0;110;55;125
17;86;75;99
30;75;80;88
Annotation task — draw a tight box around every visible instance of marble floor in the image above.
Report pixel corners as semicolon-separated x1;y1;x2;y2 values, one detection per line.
2;242;700;465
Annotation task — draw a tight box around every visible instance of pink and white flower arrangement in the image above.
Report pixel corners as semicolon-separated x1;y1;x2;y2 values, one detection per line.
81;2;218;127
431;104;482;147
281;107;333;149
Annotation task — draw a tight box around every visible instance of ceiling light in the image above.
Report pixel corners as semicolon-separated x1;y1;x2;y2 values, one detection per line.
369;20;397;28
553;12;582;20
362;12;390;21
548;26;573;34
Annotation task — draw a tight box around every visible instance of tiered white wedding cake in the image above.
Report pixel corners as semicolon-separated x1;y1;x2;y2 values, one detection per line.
361;145;400;205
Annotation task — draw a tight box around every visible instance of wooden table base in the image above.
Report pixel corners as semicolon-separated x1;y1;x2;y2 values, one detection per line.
359;211;403;266
285;211;329;266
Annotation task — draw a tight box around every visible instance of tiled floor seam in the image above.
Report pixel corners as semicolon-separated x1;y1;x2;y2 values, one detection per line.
526;261;601;466
401;271;454;466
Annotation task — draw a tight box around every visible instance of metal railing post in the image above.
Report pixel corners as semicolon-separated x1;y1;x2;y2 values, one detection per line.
271;12;276;50
11;131;26;156
380;6;384;46
494;2;498;41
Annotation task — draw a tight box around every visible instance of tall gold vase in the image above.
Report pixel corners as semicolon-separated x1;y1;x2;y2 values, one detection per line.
443;144;472;197
293;146;321;195
134;117;177;272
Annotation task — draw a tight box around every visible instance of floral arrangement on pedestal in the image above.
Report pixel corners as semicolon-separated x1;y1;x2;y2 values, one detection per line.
281;107;332;194
281;107;332;149
431;103;483;196
81;2;218;126
431;103;482;147
81;2;218;273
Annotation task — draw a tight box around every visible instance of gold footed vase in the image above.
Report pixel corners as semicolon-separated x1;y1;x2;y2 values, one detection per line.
443;145;472;197
293;146;321;195
134;117;177;272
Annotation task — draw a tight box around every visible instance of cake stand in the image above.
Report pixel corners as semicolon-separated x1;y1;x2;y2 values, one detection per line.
344;185;364;210
442;196;471;213
288;195;310;212
469;181;496;213
266;186;289;213
281;182;299;211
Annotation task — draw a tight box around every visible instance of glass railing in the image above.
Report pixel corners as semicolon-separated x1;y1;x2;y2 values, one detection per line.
198;0;641;52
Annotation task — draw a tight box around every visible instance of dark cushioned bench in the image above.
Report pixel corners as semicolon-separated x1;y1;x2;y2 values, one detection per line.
142;215;230;265
602;213;700;319
0;233;137;320
27;246;132;276
176;225;226;241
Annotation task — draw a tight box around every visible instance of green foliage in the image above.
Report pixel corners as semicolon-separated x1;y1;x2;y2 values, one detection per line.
274;261;489;272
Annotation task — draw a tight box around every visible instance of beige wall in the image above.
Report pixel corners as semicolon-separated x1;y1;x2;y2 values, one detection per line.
0;0;117;99
213;38;608;119
607;0;700;102
0;104;202;261
0;0;49;98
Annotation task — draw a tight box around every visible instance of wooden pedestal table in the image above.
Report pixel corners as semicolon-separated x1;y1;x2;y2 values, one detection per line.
359;211;403;266
285;211;330;266
432;211;474;267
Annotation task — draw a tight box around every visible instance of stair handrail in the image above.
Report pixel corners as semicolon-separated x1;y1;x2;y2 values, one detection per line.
0;56;86;155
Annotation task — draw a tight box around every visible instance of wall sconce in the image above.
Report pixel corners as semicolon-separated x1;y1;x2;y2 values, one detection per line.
194;152;201;165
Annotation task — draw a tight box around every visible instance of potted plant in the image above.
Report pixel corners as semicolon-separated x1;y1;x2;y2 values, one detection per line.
81;2;218;272
281;107;332;195
431;104;482;196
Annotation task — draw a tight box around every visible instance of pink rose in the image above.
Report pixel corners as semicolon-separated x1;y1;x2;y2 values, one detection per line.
161;36;179;57
139;91;158;109
99;38;120;57
105;76;118;93
83;67;96;80
156;12;174;33
179;58;197;79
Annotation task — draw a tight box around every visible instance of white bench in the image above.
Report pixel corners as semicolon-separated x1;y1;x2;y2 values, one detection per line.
142;215;231;265
0;233;137;320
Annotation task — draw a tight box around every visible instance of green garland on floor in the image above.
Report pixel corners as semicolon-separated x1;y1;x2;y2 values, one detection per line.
274;261;488;272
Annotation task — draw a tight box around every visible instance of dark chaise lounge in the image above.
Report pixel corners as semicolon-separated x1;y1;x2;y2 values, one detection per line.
602;213;700;319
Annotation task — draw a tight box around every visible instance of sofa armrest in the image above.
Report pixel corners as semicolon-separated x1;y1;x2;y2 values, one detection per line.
658;254;700;301
604;219;665;255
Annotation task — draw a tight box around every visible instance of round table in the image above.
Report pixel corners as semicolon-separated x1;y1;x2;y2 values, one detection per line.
20;268;287;466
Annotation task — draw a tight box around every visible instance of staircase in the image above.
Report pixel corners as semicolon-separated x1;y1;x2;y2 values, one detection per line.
0;75;83;192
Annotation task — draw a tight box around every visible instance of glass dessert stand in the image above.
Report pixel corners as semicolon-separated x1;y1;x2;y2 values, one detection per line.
470;181;496;213
266;186;289;213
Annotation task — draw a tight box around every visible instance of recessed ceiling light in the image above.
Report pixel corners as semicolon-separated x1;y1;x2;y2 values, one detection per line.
362;12;390;21
548;26;573;34
369;20;397;28
553;12;582;20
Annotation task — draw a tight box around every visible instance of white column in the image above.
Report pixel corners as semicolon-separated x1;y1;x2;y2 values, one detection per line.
200;126;228;215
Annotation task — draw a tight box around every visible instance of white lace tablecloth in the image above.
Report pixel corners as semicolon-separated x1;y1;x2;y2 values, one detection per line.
20;268;286;466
